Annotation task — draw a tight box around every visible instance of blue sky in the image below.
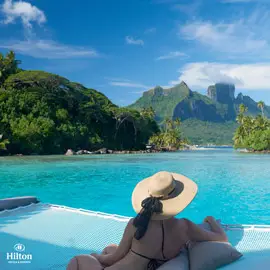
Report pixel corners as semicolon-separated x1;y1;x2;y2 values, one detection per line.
1;0;270;106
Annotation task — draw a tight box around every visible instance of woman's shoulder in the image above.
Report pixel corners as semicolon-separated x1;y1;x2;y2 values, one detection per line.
172;218;190;233
174;217;189;226
126;218;136;231
168;218;190;246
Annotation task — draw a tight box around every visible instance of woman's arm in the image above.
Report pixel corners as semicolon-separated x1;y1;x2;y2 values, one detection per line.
184;216;228;243
204;216;227;238
94;218;135;267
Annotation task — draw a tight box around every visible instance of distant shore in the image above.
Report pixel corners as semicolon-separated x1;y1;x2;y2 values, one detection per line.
239;149;270;154
0;145;240;157
64;148;179;156
64;145;234;156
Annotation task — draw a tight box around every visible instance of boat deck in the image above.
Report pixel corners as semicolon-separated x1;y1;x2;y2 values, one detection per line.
0;203;270;269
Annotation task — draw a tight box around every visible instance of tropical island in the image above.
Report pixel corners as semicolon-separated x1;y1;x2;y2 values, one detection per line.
129;81;270;145
0;51;269;155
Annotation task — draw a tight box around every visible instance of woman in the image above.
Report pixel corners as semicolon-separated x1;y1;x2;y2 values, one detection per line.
67;171;228;270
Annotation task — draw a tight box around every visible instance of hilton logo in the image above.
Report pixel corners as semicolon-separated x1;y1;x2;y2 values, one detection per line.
14;244;25;252
6;243;32;264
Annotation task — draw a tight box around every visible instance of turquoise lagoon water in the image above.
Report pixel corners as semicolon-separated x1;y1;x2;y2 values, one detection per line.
0;149;269;225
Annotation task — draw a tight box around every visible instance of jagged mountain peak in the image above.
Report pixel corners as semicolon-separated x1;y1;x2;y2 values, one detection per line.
168;81;190;90
129;81;269;122
127;81;269;145
153;85;163;90
237;92;244;100
179;80;189;87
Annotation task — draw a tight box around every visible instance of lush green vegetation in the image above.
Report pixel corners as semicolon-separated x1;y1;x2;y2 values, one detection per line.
149;118;188;149
0;51;159;155
129;81;270;145
182;119;238;145
129;83;191;122
234;103;270;151
1;51;268;152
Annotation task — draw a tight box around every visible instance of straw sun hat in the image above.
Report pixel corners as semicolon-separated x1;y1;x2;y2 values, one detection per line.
132;171;198;220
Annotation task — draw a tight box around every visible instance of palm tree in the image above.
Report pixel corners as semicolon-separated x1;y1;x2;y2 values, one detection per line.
239;104;247;115
0;51;20;84
149;133;163;148
164;118;173;132
234;102;270;151
0;135;9;151
148;106;155;119
140;108;147;117
243;116;253;135
174;118;181;129
114;110;138;144
254;115;270;131
233;129;244;148
141;107;155;119
236;113;244;125
236;104;248;125
257;101;265;118
234;104;249;148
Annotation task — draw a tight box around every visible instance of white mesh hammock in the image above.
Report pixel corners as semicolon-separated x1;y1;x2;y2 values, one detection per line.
0;203;269;270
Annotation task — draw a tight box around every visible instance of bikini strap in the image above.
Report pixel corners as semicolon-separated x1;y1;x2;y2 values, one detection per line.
131;249;153;260
161;221;166;260
130;221;167;265
130;249;167;262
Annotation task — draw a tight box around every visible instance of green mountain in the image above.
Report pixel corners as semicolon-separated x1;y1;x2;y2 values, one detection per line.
0;51;159;155
129;82;270;145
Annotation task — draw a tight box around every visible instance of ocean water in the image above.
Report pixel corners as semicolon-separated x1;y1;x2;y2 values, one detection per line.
0;149;269;225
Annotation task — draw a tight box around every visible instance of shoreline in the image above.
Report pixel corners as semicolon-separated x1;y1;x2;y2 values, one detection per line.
65;148;180;156
65;145;234;156
0;145;238;157
0;147;205;157
0;146;245;157
239;149;270;154
0;148;178;157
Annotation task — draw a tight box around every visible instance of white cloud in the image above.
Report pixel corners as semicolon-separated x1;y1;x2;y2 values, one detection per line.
0;1;100;60
1;0;46;29
170;62;270;90
156;51;188;61
180;9;270;59
125;36;144;46
180;22;266;55
109;80;150;89
144;28;156;34
0;39;98;59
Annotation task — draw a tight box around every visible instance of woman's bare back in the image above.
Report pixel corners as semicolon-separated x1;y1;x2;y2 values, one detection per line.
131;218;188;259
101;218;188;270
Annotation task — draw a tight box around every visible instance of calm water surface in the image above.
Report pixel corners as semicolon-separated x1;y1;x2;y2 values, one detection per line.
0;150;269;224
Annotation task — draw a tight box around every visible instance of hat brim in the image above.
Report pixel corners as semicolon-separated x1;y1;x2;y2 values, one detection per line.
132;172;198;220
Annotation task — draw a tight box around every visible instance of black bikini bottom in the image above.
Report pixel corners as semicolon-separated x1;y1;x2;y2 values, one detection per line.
131;250;168;270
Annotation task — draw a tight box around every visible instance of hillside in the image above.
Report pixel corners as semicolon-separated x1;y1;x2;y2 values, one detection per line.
182;120;238;145
129;82;270;145
0;51;159;155
129;82;191;122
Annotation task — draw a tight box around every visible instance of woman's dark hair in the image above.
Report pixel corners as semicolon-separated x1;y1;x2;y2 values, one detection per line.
133;197;163;240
